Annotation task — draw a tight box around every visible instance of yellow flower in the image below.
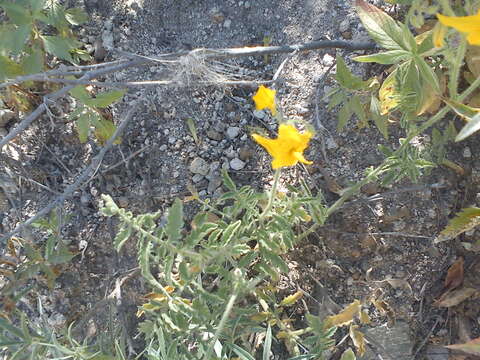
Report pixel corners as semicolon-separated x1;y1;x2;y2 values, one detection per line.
252;124;313;169
252;85;277;115
433;21;448;48
437;10;480;45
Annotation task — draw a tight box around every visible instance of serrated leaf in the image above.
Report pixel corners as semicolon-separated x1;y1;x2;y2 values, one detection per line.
354;50;411;64
446;337;480;356
413;56;440;94
324;300;361;328
336;55;368;90
370;96;389;138
84;89;126;108
75;111;90;143
327;90;346;110
114;224;133;251
340;348;356;360
435;207;480;243
100;194;119;216
92;114;121;145
21;47;44;75
69;85;91;103
0;55;23;81
166;198;183;243
379;70;400;115
337;102;353;131
0;2;32;25
65;7;89;25
350;95;367;127
221;220;241;245
41;35;79;63
355;0;405;50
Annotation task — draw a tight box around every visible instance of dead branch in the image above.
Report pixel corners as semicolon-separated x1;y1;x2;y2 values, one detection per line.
0;101;140;244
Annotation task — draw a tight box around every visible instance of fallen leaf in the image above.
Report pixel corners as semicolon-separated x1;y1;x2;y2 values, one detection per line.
435;287;477;307
445;337;480;356
279;291;303;307
444;257;464;291
385;277;413;294
324;300;361;328
350;324;366;356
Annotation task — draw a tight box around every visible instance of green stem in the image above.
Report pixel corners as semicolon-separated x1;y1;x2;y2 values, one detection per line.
204;292;238;360
438;0;455;15
298;74;480;242
259;169;281;223
448;37;467;100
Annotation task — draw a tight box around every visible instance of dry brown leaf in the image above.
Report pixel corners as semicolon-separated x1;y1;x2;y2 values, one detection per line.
349;324;366;356
435;287;478;307
359;309;371;325
324;300;361;328
385;278;413;294
445;257;464;292
445;337;480;356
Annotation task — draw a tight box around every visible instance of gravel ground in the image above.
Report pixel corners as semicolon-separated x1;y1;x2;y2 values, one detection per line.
1;0;480;358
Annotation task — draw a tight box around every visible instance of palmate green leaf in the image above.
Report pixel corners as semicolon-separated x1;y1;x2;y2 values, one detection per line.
337;100;353;131
65;7;89;25
355;0;405;50
370;96;389;139
435;207;480;243
413;56;440;94
0;57;22;81
0;1;32;25
327;91;346;110
354;49;411;64
0;24;31;56
91;113;121;145
21;47;44;75
166;198;184;243
335;55;368;91
41;35;79;63
84;89;126;108
456;113;480;142
350;95;367;126
75;111;90;143
69;85;90;103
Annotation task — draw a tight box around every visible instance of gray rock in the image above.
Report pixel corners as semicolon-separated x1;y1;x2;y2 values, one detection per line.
223;19;231;28
230;158;245;170
323;54;335;66
192;174;204;183
226;126;240;139
101;30;114;50
253;110;266;119
207;176;222;194
189;157;209;175
463;147;472;158
207;129;222;141
0;109;15;127
362;321;412;360
339;18;350;33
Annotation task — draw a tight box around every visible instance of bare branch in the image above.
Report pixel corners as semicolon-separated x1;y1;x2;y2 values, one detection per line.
0;101;141;244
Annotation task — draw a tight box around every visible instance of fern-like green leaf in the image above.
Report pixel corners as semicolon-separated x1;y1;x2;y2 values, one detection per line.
165;198;183;243
435;207;480;243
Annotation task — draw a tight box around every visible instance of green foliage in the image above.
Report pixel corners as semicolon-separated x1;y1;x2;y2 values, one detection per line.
69;87;126;144
100;170;329;359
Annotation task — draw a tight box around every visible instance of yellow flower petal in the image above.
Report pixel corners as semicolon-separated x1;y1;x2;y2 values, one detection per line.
433;21;447;48
252;124;313;169
436;10;480;45
252;85;277;115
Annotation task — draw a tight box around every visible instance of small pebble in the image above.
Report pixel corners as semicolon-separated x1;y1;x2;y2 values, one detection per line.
463;147;472;158
226;126;240;139
230;158;245;170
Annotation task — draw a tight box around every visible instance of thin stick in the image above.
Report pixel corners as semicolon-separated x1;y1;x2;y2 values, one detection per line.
0;102;140;244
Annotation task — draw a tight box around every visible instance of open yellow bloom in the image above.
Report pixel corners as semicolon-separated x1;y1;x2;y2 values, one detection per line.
437;10;480;45
252;124;313;169
252;85;277;115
